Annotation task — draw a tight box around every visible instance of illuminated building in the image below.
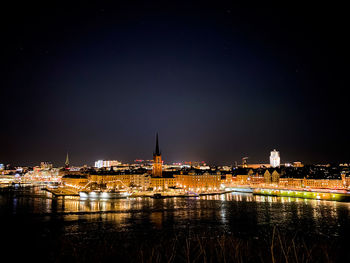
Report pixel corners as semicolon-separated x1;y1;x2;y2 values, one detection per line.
0;164;4;170
271;170;280;184
132;173;151;190
270;149;280;168
24;167;61;183
278;178;303;188
61;174;88;187
264;170;272;184
40;162;53;169
279;178;346;189
175;170;221;192
221;173;233;186
293;161;303;168
246;164;270;169
149;134;176;191
95;160;122;168
150;172;176;191
262;169;280;185
249;175;265;185
89;174;131;189
236;174;249;185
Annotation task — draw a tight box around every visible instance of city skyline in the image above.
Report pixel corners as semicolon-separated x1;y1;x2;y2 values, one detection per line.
0;132;347;167
2;3;349;165
2;3;350;263
0;135;338;167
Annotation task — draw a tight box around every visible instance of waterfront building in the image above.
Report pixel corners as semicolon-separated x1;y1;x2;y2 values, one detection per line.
264;170;271;184
249;175;265;185
132;173;150;190
61;174;88;187
303;178;343;188
231;168;265;186
278;178;303;188
271;177;349;189
221;173;233;186
270;149;280;168
175;169;221;192
150;172;176;191
228;165;350;190
262;169;280;186
63;169;151;190
271;170;280;184
88;173;132;189
236;174;249;185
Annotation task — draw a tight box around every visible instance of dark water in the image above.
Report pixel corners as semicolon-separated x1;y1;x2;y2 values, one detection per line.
1;186;349;262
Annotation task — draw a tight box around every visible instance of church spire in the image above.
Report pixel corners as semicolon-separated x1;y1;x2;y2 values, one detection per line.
65;152;70;168
152;133;162;177
154;133;161;156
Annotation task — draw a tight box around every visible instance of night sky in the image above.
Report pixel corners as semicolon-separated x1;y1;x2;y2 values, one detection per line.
2;2;349;166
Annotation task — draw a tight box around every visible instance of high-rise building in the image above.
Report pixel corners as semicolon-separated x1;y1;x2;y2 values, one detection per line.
152;133;162;177
95;160;121;168
270;149;280;168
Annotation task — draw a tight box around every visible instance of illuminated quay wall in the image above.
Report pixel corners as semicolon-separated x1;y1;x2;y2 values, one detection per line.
175;170;221;192
253;188;350;202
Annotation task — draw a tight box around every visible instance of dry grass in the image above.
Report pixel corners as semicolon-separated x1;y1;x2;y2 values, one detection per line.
50;227;345;263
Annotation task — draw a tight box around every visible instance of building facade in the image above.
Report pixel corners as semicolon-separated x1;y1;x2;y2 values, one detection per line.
175;170;221;192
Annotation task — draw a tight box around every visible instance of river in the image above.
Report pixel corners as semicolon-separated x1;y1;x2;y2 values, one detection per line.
0;186;349;262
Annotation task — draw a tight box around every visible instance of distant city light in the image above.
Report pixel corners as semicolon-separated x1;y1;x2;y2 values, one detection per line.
95;160;121;168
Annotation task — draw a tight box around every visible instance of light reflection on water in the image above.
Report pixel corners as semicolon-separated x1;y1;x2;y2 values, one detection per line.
1;186;349;239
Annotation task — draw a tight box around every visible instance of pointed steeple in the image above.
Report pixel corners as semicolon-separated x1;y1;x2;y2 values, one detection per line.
152;133;162;177
154;133;161;156
65;152;70;168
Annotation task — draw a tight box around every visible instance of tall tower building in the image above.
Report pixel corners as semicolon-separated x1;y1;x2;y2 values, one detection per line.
270;149;280;168
152;133;162;177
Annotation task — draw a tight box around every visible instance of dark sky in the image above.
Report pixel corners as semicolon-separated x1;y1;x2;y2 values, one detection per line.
1;1;349;166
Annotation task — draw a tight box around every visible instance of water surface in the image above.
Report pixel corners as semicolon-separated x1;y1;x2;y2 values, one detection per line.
1;186;349;261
